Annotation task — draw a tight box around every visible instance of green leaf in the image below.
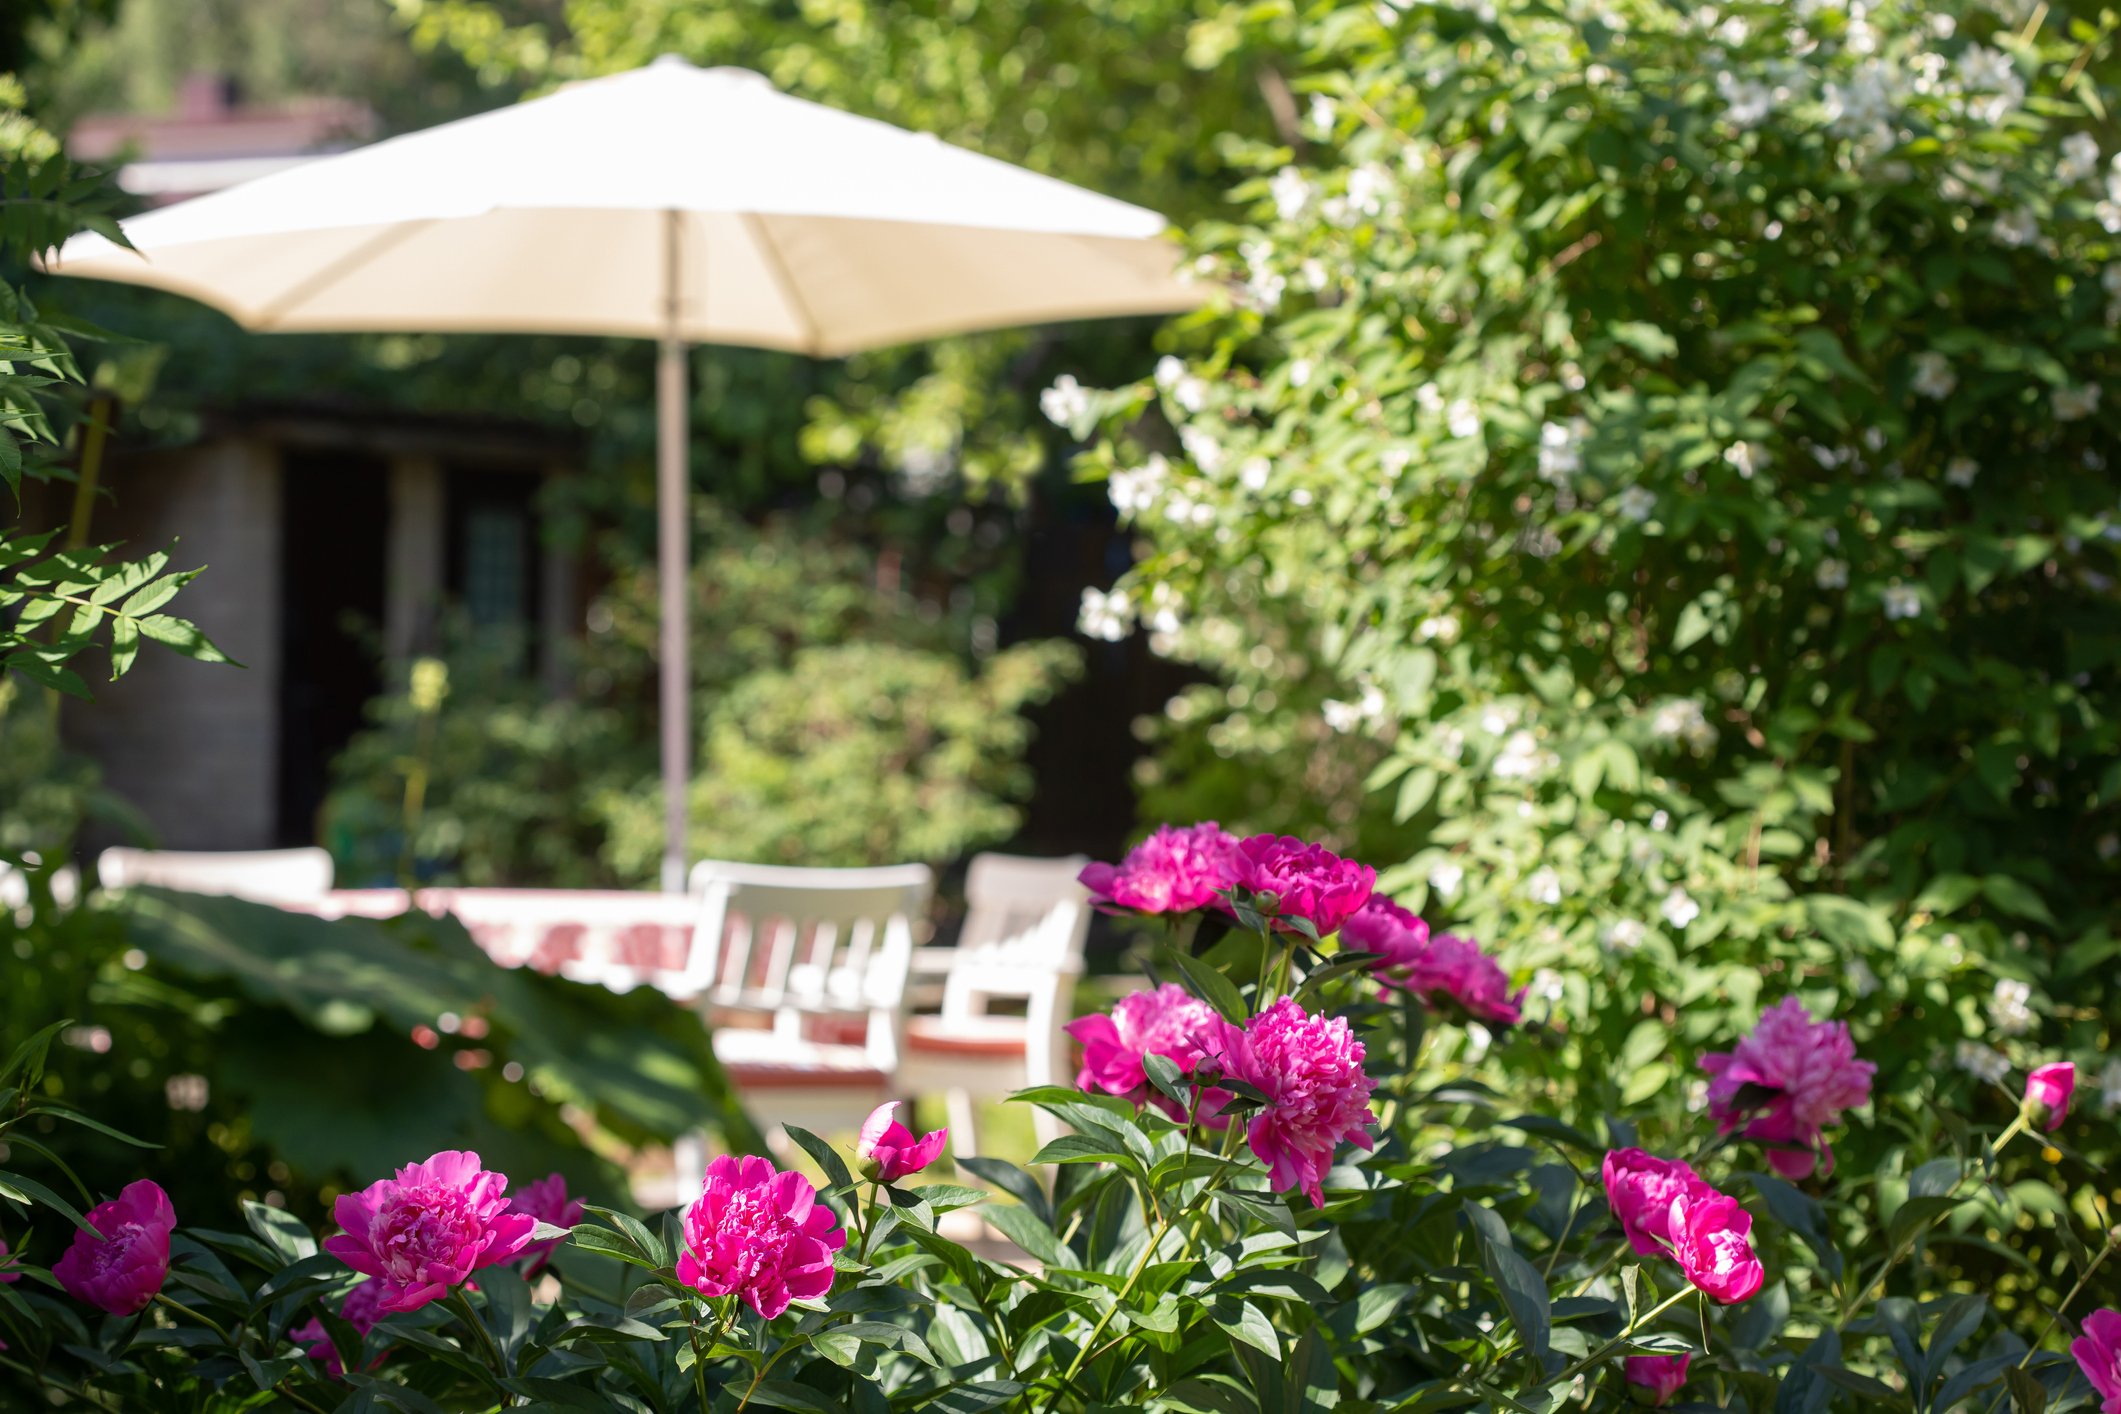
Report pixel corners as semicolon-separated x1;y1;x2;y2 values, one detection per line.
1981;874;2055;925
1169;947;1248;1024
2003;1365;2048;1414
783;1123;858;1196
243;1199;317;1261
1747;1172;1843;1281
1815;1365;1910;1409
983;1203;1070;1267
1887;1195;1960;1252
1208;1295;1281;1358
1464;1200;1549;1360
0;1169;101;1235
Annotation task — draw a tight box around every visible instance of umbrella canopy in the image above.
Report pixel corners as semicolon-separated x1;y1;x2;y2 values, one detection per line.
49;55;1196;891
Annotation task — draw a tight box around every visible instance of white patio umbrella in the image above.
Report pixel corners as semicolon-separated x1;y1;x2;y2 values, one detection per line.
49;55;1196;893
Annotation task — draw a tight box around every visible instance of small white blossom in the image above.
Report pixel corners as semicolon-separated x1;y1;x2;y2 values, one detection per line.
1143;581;1184;635
2054;383;2102;421
1417;614;1460;643
1631;836;1665;873
1288;358;1314;388
1179;425;1225;472
1040;374;1091;428
1882;584;1923;621
1240;456;1271;491
1493;730;1554;779
1306;94;1338;137
1604;918;1647;953
1723;441;1766;478
1078;587;1132;642
1524;868;1564;906
1987;978;2035;1037
1911;351;1958;399
1958;45;2025;122
1531;967;1566;1002
1438;726;1466;761
1717;71;1776;128
1991;209;2041;248
1660;888;1700;929
1155;355;1185;389
1108;454;1169;516
1381;448;1413;479
1479;703;1519;736
1415;382;1445;413
1271;166;1313;221
1429;861;1465;899
1956;1040;2011;1085
1652;699;1719;755
1816;558;1850;589
1346;162;1391;216
1539;419;1587;482
1945;456;1980;488
1615;485;1657;522
1447;398;1482;439
2060;131;2102;184
1847;957;1881;998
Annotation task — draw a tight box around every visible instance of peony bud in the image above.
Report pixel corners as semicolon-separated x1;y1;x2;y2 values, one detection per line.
854;1102;948;1185
1625;1354;1692;1407
2024;1062;2076;1133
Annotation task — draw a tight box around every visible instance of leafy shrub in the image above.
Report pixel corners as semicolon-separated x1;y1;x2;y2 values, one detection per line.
2;855;2114;1414
1064;0;2121;1264
326;508;1079;885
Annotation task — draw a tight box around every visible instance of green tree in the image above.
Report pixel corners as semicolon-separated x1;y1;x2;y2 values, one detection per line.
1070;0;2121;1195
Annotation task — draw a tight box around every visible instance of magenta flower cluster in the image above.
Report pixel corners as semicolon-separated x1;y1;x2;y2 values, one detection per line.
1210;996;1378;1204
1079;825;1377;937
1699;997;1875;1178
324;1150;540;1313
1602;1148;1764;1304
1343;897;1524;1025
1067;982;1231;1122
678;1155;846;1318
2074;1308;2121;1414
855;1101;949;1183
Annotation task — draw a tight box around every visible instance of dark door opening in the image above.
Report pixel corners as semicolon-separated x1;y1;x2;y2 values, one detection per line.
276;450;389;846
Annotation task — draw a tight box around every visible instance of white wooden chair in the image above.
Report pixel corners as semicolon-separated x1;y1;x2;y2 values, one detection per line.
665;859;933;1165
97;847;334;907
896;853;1089;1156
412;888;701;978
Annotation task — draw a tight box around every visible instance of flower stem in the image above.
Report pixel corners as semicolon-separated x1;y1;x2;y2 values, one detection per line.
1540;1282;1699;1391
445;1288;509;1379
152;1292;235;1348
2019;1226;2119;1365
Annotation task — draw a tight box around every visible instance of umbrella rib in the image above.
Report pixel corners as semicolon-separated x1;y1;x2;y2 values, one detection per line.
738;212;823;357
249;220;440;329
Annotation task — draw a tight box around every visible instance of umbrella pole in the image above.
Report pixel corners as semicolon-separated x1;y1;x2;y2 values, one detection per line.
658;208;691;894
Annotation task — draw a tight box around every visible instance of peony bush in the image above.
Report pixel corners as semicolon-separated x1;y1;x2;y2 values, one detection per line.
3;827;2117;1414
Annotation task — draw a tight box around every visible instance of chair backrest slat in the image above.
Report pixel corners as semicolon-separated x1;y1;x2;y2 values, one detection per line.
99;847;334;905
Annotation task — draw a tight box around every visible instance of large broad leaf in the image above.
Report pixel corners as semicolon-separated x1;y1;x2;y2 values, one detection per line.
1747;1172;1844;1281
1463;1200;1549;1360
118;890;770;1181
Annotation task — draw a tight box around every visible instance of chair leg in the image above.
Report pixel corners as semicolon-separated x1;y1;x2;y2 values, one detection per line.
945;1087;980;1160
672;1130;707;1211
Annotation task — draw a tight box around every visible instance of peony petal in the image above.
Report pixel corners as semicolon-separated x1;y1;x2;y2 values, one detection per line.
323;1234;386;1279
857;1102;901;1158
474;1212;540;1268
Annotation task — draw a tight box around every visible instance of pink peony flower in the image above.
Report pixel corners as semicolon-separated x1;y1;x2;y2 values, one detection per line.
1602;1149;1719;1258
2070;1307;2121;1414
1227;836;1376;937
855;1102;948;1184
1699;997;1875;1179
290;1277;389;1380
2025;1062;2076;1133
53;1179;176;1315
678;1155;845;1318
1625;1354;1692;1406
1079;823;1242;914
0;1237;19;1282
1342;897;1430;974
1208;996;1377;1205
1066;983;1231;1123
506;1173;584;1276
323;1150;538;1314
1670;1193;1765;1304
1392;932;1526;1025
